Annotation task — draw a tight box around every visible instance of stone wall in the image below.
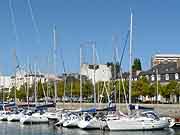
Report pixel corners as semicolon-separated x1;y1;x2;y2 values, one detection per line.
56;103;180;118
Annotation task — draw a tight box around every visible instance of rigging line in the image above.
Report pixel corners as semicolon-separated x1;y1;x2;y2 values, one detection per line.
112;34;118;62
115;33;129;106
9;0;19;42
60;48;66;74
119;30;130;68
27;0;40;44
95;49;101;64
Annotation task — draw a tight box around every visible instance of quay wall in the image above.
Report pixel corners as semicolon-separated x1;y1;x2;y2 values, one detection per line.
56;103;180;118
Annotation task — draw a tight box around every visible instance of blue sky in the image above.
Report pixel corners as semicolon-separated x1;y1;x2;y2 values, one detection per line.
0;0;180;75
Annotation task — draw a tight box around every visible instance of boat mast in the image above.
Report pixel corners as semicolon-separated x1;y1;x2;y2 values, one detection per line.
1;74;4;110
53;26;57;107
1;76;5;111
129;10;133;105
26;57;30;108
34;62;38;106
80;46;82;109
13;49;17;104
112;35;118;106
3;76;5;109
63;74;67;108
70;79;73;109
47;54;50;99
156;69;159;104
93;42;96;108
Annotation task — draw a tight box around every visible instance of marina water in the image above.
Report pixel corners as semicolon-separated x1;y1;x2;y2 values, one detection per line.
0;122;180;135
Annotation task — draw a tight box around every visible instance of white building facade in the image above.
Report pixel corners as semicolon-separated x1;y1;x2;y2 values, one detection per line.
0;75;11;91
80;64;112;84
0;70;59;92
11;72;47;90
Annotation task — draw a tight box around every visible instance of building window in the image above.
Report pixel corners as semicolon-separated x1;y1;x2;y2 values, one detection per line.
175;73;179;80
165;74;169;80
151;75;155;81
157;74;161;81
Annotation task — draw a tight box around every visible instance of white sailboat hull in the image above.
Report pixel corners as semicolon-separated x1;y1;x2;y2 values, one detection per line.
44;112;59;123
62;113;80;127
78;118;107;129
7;113;24;122
160;117;175;128
55;112;69;127
0;114;8;121
20;113;49;124
63;118;79;127
107;117;169;131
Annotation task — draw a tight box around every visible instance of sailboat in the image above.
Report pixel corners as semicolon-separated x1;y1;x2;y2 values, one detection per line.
0;76;9;121
77;43;107;130
0;105;10;121
106;10;169;131
62;112;80;127
61;77;81;128
20;64;49;125
7;66;25;122
0;111;9;121
61;46;84;128
20;110;49;124
56;44;91;128
78;112;107;129
7;109;24;122
0;71;17;121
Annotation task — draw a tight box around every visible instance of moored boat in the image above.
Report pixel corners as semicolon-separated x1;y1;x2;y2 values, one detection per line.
20;111;49;124
78;113;107;129
7;111;24;122
106;111;169;131
63;113;80;128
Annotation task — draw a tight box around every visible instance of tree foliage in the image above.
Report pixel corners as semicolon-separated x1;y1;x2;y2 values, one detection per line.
132;58;142;72
2;74;180;104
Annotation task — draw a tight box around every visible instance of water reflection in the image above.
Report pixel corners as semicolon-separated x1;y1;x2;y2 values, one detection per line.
105;129;175;135
57;127;176;135
0;121;179;135
0;122;58;135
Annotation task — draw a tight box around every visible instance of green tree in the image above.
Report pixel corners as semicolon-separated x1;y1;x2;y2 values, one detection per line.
107;80;129;103
37;80;44;98
160;81;177;103
132;77;149;102
57;80;64;97
132;58;142;72
8;86;16;101
73;79;80;96
83;80;93;102
17;85;26;101
147;84;156;100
